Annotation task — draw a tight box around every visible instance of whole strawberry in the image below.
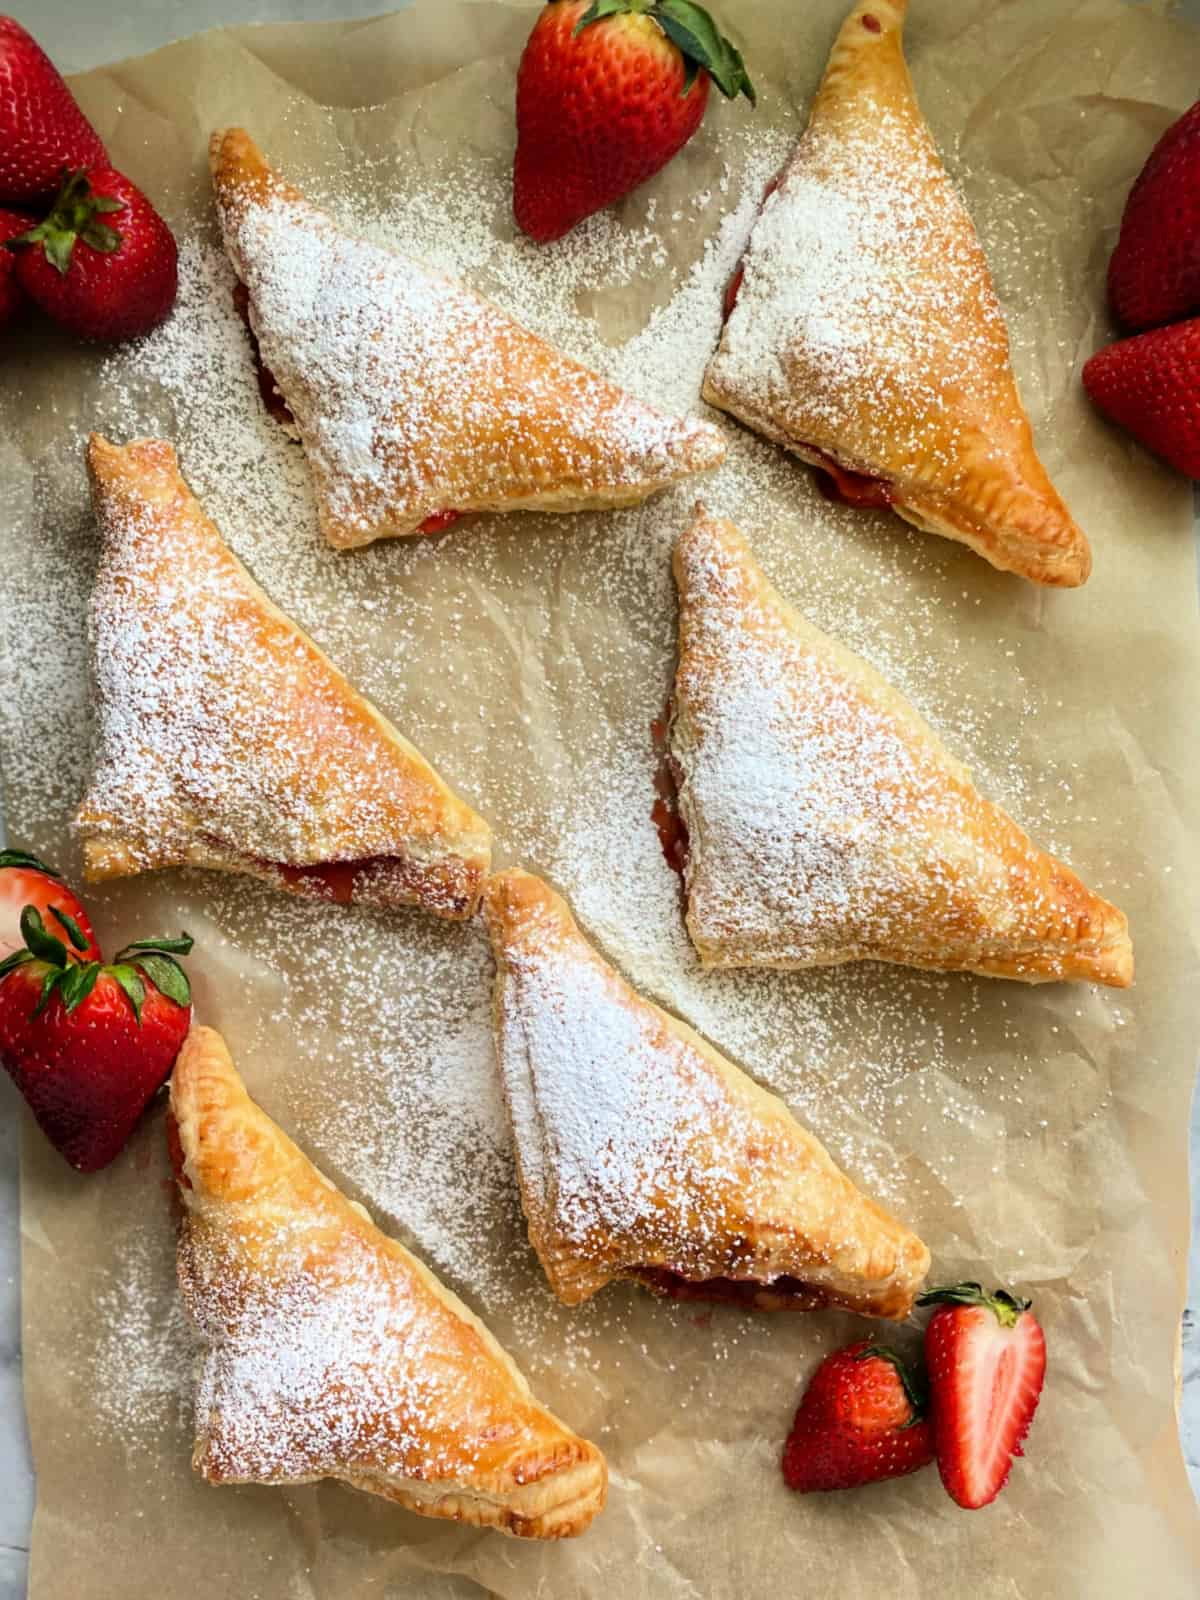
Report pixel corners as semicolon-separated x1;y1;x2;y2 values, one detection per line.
1082;318;1200;479
0;205;33;329
919;1282;1046;1510
0;848;99;962
0;16;106;203
1108;101;1200;331
0;906;193;1172
781;1340;934;1493
514;0;754;244
10;166;177;341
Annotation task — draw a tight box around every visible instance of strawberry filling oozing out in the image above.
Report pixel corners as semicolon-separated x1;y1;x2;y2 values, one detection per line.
650;714;689;877
808;450;895;509
267;857;401;904
417;508;461;535
722;263;745;321
232;282;294;426
635;1268;825;1309
232;286;458;537
721;174;781;320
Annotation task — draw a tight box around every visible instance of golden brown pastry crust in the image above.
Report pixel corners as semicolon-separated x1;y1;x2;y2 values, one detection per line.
171;1025;607;1538
671;506;1133;985
701;0;1091;587
482;868;930;1319
75;434;492;918
209;128;725;550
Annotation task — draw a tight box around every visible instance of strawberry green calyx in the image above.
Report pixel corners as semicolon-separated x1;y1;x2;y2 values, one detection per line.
7;168;124;275
575;0;756;102
112;935;195;1012
0;909;193;1022
0;848;62;878
917;1281;1031;1328
855;1344;928;1420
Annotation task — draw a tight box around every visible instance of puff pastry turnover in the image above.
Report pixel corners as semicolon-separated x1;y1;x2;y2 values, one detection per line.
670;506;1133;985
76;434;492;918
170;1024;607;1538
482;868;930;1319
209;127;725;550
702;0;1091;587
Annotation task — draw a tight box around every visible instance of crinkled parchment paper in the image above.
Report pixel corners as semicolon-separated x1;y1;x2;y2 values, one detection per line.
2;2;1199;1595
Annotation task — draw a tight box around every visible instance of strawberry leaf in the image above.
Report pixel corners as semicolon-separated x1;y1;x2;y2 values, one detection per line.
917;1281;1031;1327
131;953;191;1009
114;934;194;959
720;36;753;103
40;227;76;276
8;168;125;277
651;0;756;103
32;966;65;1018
109;963;146;1023
20;906;67;968
576;0;644;31
0;950;34;981
48;905;91;953
0;849;61;878
57;960;100;1014
572;0;754;102
80;221;121;254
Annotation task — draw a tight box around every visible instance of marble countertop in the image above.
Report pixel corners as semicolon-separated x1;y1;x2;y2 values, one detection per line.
0;4;1197;1598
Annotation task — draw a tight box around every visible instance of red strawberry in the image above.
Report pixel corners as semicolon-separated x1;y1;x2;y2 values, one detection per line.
0;849;99;963
919;1282;1046;1511
1108;101;1200;331
514;0;754;244
1082;318;1200;479
0;17;107;203
0;204;33;328
10;166;177;341
0;908;193;1172
781;1340;934;1493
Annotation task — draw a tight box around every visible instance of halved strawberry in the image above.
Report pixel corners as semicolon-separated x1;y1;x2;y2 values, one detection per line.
919;1281;1046;1510
0;849;100;962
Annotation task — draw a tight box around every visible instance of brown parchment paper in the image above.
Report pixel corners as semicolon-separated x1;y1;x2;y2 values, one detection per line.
3;2;1200;1595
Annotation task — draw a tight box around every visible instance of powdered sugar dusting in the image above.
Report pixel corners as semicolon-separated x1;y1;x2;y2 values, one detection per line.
217;156;724;544
1;102;1112;1453
705;79;1017;487
78;445;487;915
496;912;751;1258
489;873;927;1316
90;1212;195;1449
180;1186;537;1485
668;517;1122;977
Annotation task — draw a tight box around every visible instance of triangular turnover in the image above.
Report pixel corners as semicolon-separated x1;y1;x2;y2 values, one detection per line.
702;0;1091;586
483;868;930;1319
210;128;726;550
670;506;1132;984
170;1024;607;1538
76;435;493;918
